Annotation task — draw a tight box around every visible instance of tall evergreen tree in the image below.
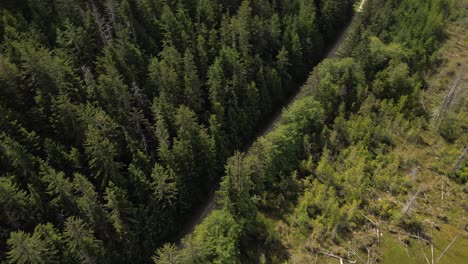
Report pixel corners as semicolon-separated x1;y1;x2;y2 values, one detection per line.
6;229;59;264
63;216;105;264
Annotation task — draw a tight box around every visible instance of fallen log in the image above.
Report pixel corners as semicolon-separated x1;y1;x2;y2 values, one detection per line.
436;233;461;263
388;229;431;244
318;251;357;264
361;214;381;243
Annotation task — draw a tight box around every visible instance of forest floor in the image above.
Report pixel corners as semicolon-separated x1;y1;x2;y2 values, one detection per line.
176;0;370;244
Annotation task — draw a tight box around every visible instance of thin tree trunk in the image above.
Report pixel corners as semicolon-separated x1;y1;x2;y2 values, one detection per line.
431;243;434;264
418;233;430;264
318;252;356;264
436;233;461;263
403;190;420;215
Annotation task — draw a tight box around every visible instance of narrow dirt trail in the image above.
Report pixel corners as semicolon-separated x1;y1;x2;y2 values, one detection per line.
262;0;367;135
176;0;367;245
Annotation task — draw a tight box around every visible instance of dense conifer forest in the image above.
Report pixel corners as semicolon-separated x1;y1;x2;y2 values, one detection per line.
0;0;356;263
1;0;467;263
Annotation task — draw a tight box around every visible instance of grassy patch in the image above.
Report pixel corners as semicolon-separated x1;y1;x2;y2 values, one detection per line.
380;236;416;264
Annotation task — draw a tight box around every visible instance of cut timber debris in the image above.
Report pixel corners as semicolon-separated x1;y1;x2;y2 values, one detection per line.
417;233;430;264
318;251;357;264
388;229;432;244
362;214;381;243
435;233;461;263
434;68;465;125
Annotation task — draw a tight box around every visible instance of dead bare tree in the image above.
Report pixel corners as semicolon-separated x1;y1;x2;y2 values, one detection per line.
388;229;431;244
402;190;421;216
417;233;430;264
366;248;371;264
434;68;465;125
431;240;434;264
436;233;461;263
441;176;446;201
348;248;365;263
318;251;357;264
362;214;381;244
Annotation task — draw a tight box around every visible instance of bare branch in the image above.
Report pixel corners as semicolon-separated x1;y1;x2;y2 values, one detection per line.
361;214;377;226
318;252;357;264
402;190;421;216
431;243;434;264
417;233;430;264
388;229;431;244
436;233;461;263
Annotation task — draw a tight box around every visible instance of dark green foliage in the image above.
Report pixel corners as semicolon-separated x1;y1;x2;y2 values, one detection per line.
311;58;367;117
150;163;178;208
0;0;355;262
7;227;59;264
63;217;105;264
218;152;256;222
0;177;32;251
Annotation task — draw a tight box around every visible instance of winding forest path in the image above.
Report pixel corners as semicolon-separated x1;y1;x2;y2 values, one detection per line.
176;0;367;245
